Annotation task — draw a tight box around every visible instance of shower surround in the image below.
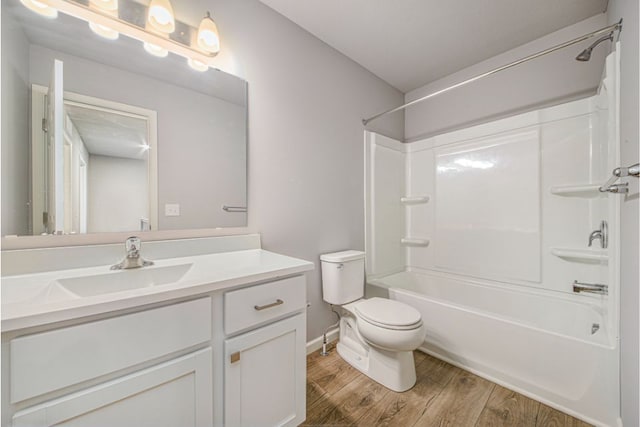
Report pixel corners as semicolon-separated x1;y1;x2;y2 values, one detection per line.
364;48;620;426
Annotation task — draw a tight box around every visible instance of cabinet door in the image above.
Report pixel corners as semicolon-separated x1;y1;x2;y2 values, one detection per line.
225;313;306;427
12;348;213;427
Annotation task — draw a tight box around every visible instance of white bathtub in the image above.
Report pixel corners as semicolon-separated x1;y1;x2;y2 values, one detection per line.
368;271;619;427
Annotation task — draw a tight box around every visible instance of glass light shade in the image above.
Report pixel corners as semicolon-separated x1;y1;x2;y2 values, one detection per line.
197;13;220;54
20;0;58;18
88;22;119;40
147;0;175;34
89;0;118;12
187;58;208;72
143;42;169;58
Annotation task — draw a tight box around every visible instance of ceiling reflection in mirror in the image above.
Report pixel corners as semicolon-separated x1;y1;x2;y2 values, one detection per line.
1;0;247;237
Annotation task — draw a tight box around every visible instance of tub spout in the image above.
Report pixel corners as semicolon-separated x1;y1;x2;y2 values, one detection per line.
573;280;608;295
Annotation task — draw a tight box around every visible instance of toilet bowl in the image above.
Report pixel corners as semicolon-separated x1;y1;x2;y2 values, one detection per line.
354;297;425;351
320;251;426;392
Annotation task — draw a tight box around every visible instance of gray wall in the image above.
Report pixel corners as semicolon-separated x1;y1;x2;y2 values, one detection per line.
608;0;639;425
1;9;30;236
170;1;405;341
87;155;148;233
404;14;607;141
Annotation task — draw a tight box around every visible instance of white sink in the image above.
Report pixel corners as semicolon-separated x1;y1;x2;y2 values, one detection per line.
54;263;193;298
24;282;81;304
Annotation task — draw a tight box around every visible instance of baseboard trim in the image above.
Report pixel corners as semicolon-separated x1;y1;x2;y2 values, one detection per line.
306;328;339;355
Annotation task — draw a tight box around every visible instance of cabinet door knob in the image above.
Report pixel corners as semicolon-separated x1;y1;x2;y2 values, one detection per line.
230;352;240;364
254;299;284;311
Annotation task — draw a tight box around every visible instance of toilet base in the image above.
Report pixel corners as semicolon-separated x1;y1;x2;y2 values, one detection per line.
336;317;417;392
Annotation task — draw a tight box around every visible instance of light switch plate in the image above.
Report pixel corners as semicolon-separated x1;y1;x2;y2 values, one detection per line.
165;204;180;216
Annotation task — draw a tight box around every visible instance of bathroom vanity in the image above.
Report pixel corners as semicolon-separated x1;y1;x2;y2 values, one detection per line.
1;235;313;427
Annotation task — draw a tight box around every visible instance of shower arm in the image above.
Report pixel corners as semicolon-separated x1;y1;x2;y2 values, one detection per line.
362;20;623;126
600;163;640;193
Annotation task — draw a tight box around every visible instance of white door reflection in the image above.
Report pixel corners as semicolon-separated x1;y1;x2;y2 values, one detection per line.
32;80;157;235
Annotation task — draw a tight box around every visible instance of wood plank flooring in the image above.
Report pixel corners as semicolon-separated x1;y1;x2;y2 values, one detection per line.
304;343;592;427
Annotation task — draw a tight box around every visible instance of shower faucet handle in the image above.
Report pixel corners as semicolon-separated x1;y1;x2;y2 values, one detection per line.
588;220;608;249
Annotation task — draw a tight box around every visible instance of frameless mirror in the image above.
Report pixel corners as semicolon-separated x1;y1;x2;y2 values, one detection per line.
1;0;247;237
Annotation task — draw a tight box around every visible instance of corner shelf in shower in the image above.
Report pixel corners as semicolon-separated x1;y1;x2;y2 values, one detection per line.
549;184;602;197
550;247;608;264
401;238;430;247
400;196;430;205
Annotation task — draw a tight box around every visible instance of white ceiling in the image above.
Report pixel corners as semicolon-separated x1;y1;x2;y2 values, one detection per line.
65;104;149;161
259;0;608;92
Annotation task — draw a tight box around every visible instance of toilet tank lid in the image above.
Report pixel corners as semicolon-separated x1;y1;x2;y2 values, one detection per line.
320;250;365;263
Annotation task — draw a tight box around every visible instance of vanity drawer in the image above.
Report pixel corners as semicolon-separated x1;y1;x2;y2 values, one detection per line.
10;297;211;403
225;275;306;335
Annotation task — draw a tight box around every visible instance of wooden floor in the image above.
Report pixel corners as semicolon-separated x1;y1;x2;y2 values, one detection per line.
304;343;592;427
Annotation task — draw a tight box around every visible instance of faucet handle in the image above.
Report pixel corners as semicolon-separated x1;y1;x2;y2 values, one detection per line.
587;221;608;249
125;236;141;256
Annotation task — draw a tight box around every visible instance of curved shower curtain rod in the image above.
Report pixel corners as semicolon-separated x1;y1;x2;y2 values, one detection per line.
362;20;623;126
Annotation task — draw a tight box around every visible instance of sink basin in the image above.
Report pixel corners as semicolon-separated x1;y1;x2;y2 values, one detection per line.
54;263;193;298
23;282;81;305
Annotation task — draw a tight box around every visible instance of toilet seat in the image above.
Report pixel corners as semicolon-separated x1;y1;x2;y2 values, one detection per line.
354;298;422;331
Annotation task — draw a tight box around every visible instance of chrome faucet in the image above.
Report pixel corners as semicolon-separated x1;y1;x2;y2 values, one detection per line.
573;280;608;295
111;236;154;270
588;220;608;249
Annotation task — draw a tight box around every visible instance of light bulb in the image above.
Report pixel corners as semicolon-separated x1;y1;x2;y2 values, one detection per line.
147;0;175;34
188;58;208;72
143;42;169;58
89;22;119;40
20;0;58;18
196;12;220;54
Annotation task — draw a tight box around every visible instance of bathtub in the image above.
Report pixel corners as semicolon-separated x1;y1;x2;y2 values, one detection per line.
368;271;619;427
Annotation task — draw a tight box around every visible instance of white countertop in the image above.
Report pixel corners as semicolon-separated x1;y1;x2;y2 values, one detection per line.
2;249;314;332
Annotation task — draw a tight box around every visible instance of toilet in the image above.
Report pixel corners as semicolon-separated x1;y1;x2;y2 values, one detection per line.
320;250;426;392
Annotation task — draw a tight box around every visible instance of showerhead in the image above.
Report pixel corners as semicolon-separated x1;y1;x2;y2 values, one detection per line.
576;33;614;61
576;48;593;62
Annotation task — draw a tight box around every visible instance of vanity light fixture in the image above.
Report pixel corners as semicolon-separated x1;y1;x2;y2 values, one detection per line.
88;0;119;39
19;0;219;72
20;0;58;18
147;0;175;34
197;12;220;54
89;0;118;11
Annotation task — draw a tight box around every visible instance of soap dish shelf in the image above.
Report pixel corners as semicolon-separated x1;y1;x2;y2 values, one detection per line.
401;238;430;247
550;184;603;197
401;196;429;205
551;248;608;264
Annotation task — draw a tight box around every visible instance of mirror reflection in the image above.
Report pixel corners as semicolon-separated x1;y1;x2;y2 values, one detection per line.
1;0;248;237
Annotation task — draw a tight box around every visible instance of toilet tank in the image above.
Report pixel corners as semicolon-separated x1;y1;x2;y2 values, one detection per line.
320;250;365;305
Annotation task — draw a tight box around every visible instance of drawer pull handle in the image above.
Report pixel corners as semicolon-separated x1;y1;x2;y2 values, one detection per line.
254;299;284;311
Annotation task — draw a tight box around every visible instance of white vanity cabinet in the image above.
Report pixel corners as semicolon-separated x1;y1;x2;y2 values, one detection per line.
2;240;314;427
12;348;213;427
223;276;307;427
8;297;214;427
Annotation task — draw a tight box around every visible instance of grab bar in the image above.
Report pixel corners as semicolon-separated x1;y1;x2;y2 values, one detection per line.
599;163;639;193
222;205;247;213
